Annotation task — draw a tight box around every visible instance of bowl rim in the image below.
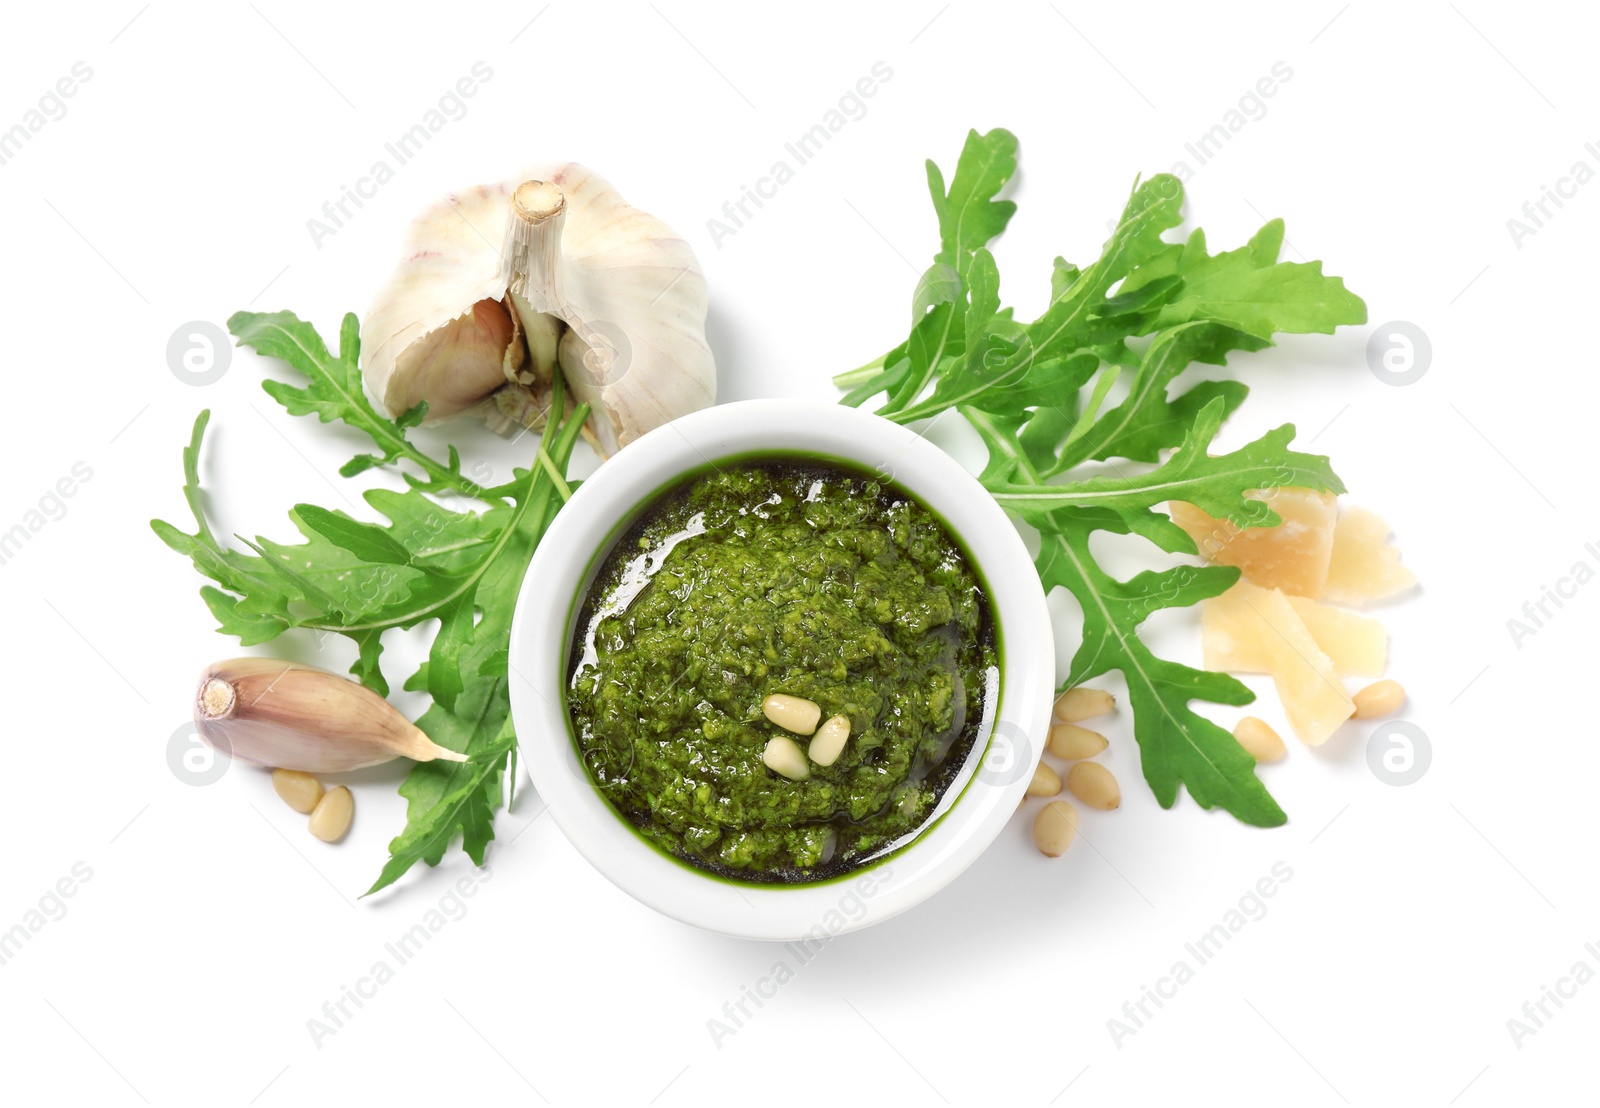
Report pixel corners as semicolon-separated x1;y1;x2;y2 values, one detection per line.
507;398;1054;940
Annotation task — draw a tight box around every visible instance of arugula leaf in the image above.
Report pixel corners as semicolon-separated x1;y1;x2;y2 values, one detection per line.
1036;522;1280;825
990;395;1344;551
879;173;1182;426
928;127;1018;280
295;504;417;565
840;134;1368;827
228;311;490;501
968;408;1284;827
366;716;518;897
1120;221;1367;339
872;128;1019;412
154;311;589;894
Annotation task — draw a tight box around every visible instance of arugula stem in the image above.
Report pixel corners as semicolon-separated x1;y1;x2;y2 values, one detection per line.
534;364;576;504
181;411;219;547
536;445;573;503
988;458;1332;515
507;745;518;810
832;352;890;389
838;363;907;409
888;381;964;424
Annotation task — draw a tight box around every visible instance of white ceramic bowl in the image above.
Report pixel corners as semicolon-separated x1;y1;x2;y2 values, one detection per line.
508;399;1054;940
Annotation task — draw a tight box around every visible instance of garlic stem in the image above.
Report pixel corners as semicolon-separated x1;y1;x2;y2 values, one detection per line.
500;178;621;454
503;180;568;313
200;676;235;718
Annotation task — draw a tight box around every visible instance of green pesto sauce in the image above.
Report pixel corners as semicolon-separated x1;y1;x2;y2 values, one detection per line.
566;458;997;884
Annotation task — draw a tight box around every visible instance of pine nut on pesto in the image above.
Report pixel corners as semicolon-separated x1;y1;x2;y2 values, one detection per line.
566;458;998;883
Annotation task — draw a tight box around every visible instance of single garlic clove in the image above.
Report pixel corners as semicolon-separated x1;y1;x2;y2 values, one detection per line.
379;297;520;421
193;659;470;773
513;291;562;386
361;164;715;457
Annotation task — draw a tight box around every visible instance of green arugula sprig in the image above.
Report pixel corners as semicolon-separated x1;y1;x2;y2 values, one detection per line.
837;129;1366;826
153;311;588;893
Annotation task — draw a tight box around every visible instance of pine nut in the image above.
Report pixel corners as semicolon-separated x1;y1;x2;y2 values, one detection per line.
762;693;822;735
1067;762;1120;810
308;786;354;842
1033;801;1079;856
1027;761;1062;797
1232;717;1286;763
762;736;810;781
272;768;323;814
1049;723;1108;761
1353;680;1406;719
1053;686;1115;723
808;715;851;767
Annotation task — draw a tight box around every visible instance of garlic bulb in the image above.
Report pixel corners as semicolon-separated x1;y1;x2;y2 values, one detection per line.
361;164;715;456
193;658;469;773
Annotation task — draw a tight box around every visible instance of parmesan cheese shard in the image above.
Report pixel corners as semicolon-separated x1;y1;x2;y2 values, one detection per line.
1170;487;1337;597
1287;597;1387;677
1204;593;1388;678
1322;506;1418;605
1201;581;1355;745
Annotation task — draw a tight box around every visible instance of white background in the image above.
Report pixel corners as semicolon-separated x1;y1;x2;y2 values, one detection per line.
1;1;1593;1104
